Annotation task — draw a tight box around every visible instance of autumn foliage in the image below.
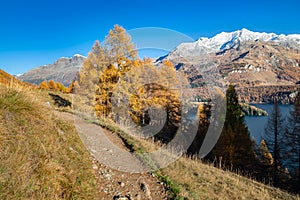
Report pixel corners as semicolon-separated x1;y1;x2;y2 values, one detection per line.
0;69;34;88
38;80;74;93
57;25;300;194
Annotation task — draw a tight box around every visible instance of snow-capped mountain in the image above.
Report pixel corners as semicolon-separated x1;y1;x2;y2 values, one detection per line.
157;29;300;104
166;28;300;58
13;73;23;78
19;54;86;86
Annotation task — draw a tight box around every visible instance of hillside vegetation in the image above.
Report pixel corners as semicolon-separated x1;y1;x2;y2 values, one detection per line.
0;83;97;199
71;25;300;198
0;69;33;87
2;23;300;199
1;82;298;199
96;117;299;200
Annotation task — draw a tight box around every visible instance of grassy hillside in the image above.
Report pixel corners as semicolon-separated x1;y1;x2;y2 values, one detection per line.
96;117;299;200
0;67;298;199
0;84;97;199
161;157;298;200
0;69;33;87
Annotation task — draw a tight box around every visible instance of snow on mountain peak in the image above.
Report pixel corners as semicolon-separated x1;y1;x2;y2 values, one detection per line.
201;28;277;49
14;73;23;78
58;54;86;60
171;29;300;58
73;54;86;58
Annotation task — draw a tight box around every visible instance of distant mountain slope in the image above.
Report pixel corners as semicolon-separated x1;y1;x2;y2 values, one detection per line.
157;29;300;103
19;54;85;86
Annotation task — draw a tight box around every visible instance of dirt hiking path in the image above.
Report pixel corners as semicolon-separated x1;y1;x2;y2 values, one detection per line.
55;111;170;200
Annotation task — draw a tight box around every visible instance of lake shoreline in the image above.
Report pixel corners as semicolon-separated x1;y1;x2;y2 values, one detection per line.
245;104;292;143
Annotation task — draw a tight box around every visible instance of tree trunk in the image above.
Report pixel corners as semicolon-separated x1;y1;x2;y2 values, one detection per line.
273;98;279;187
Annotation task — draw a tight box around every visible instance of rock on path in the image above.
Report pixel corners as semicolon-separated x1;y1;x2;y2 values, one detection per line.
55;111;170;199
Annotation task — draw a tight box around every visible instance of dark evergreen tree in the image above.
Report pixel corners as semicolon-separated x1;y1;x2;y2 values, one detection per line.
264;98;285;187
211;84;257;172
284;92;300;192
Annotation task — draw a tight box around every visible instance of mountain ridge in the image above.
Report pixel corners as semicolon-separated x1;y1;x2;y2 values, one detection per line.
157;29;300;104
17;29;300;101
18;54;85;86
165;28;300;58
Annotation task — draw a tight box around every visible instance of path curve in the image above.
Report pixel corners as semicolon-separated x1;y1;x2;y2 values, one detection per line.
55;111;170;199
55;111;149;173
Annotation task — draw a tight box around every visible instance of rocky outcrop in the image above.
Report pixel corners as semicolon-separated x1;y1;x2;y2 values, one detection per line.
18;54;85;86
241;103;268;116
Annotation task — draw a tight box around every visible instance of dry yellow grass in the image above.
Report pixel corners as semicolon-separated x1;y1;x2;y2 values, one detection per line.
161;156;299;200
0;83;97;199
50;83;300;199
0;69;35;88
96;117;300;200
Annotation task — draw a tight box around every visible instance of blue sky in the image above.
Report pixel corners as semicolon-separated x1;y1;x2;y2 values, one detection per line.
1;0;300;75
